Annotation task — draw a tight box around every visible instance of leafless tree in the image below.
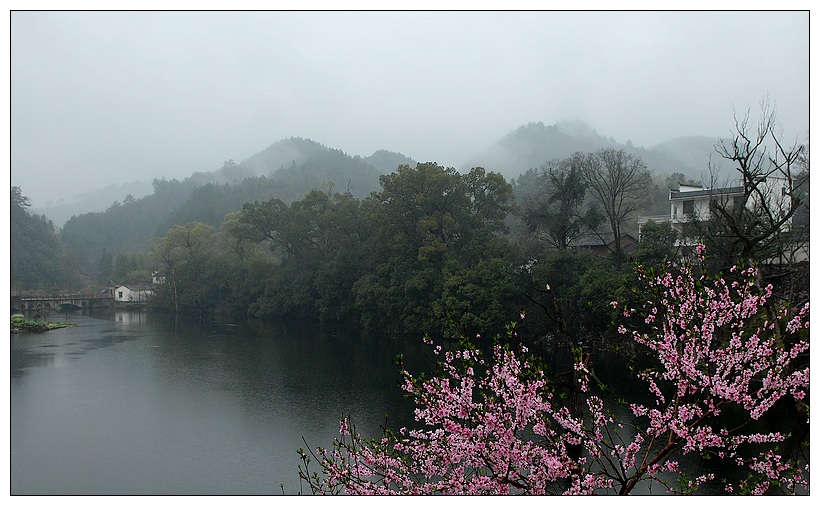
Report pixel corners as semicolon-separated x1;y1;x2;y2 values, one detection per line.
689;99;809;315
581;148;653;264
701;101;808;271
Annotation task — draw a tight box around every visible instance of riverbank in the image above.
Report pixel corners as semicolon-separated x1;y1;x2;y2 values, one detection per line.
11;314;76;333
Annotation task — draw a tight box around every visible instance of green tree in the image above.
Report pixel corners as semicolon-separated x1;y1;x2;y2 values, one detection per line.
633;220;679;268
151;222;228;316
114;254;130;282
11;186;78;290
97;249;114;284
11;185;30;209
463;166;515;234
237;189;373;322
239;197;293;258
352;163;516;335
521;153;602;249
433;257;520;339
218;211;274;315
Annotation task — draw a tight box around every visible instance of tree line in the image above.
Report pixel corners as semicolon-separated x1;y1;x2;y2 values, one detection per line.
12;108;808;345
292;106;810;495
11;107;809;495
144;154;663;341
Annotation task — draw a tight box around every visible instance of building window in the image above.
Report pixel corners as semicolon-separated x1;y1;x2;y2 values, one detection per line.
683;200;694;215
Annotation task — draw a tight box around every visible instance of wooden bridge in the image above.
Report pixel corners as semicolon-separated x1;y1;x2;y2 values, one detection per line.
11;295;114;313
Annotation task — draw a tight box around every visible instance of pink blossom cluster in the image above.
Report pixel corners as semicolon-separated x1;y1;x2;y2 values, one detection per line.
618;246;809;493
299;337;610;494
298;246;809;495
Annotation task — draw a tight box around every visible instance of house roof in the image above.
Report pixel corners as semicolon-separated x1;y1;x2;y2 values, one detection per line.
569;233;636;248
670;186;743;200
114;284;153;291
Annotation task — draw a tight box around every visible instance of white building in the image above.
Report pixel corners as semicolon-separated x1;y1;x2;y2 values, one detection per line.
151;271;166;285
113;285;153;302
639;177;792;242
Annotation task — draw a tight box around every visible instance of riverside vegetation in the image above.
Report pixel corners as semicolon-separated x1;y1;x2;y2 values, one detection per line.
10;110;810;494
11;314;76;333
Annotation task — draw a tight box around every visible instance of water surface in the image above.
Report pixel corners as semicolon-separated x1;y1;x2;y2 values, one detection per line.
11;311;422;495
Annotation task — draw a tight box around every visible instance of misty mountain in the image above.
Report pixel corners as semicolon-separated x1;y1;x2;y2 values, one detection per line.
647;136;725;183
161;140;414;231
37;138;413;229
237;137;385;198
462;121;720;184
58;137;400;271
39;122;718;230
31;180;155;229
18;118;741;293
54;122;724;275
361;149;416;174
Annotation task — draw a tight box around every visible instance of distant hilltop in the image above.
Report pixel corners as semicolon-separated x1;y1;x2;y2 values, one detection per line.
460;120;717;184
31;120;719;228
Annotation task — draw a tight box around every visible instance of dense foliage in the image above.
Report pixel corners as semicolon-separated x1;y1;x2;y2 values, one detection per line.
298;247;810;495
10;113;808;495
144;161;656;340
57;138;392;280
60;177;200;276
10;186;79;290
148;164;530;338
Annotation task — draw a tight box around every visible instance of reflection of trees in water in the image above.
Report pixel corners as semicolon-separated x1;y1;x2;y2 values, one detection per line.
142;315;428;439
11;315;140;377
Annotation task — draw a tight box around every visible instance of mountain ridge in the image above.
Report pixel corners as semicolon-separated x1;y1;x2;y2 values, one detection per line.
34;121;719;227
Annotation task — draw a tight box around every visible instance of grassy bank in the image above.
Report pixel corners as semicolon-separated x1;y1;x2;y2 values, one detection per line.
11;314;76;333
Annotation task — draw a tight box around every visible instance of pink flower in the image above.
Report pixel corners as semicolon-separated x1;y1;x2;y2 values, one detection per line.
299;249;809;496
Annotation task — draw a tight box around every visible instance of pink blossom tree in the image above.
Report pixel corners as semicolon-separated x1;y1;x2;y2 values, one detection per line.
298;246;809;495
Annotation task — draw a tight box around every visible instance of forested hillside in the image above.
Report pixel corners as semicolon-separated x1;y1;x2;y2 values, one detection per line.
10;186;79;290
29;179;155;229
57;138;408;278
59;177;202;277
145;154;757;339
146;163;571;338
14;120;746;301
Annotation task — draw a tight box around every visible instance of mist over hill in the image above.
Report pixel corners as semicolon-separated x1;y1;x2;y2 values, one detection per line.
18;120;736;290
648;136;726;182
36;139;415;228
35;121;719;229
361;149;417;174
56;138;412;271
30;180;155;229
461;121;719;184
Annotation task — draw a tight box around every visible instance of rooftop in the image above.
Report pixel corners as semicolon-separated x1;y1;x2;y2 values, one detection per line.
670;186;743;200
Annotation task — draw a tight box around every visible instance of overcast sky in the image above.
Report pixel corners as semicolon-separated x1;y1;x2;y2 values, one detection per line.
9;10;810;208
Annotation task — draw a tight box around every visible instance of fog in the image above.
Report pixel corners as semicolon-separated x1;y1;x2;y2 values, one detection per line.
8;9;810;209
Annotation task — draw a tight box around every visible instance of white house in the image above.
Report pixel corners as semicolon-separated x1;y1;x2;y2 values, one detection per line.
113;285;153;302
637;176;806;262
639;177;792;241
667;184;745;238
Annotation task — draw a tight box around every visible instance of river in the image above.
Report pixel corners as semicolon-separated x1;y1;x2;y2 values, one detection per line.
10;310;425;495
10;310;808;495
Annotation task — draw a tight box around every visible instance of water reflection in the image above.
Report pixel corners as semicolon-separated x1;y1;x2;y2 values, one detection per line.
11;311;427;495
14;311;802;495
